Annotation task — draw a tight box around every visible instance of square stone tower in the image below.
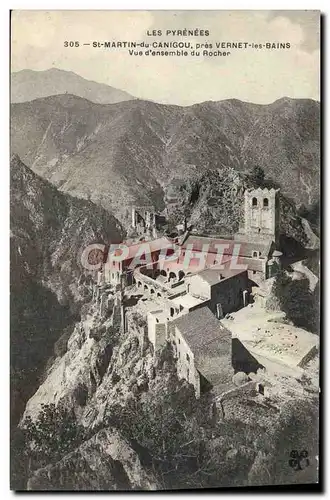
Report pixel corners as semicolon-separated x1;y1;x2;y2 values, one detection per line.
236;187;280;244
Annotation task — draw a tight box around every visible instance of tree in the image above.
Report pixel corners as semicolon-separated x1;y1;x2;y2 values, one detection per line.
271;270;317;332
249;166;265;187
104;381;258;490
23;403;86;468
266;398;319;485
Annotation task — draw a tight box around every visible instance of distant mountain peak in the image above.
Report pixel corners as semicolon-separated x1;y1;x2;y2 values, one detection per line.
11;68;135;104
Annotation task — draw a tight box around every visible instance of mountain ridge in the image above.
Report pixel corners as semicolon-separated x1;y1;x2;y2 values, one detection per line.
11;94;320;227
11;68;135;104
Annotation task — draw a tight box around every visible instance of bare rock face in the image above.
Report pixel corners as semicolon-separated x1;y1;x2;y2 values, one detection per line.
21;296;154;428
187;167;244;235
19;298;174;491
27;427;158;491
10;155;124;425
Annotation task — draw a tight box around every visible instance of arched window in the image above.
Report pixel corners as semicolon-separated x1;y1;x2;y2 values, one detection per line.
252;251;258;258
263;198;269;208
252;197;258;207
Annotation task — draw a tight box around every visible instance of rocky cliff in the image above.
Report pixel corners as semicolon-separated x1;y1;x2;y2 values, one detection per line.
10;155;124;424
27;427;158;491
16;286;319;491
164;166;319;252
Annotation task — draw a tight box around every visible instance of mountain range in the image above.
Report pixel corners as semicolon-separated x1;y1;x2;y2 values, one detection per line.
10;76;320;490
11;92;320;227
11;68;134;104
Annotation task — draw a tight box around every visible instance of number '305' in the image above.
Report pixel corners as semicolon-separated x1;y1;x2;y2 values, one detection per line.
64;41;80;47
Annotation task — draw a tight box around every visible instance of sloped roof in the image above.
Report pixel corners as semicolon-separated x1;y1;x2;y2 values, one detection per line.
181;235;273;259
173;307;233;388
193;266;247;286
239;257;265;272
108;237;175;261
173;307;231;354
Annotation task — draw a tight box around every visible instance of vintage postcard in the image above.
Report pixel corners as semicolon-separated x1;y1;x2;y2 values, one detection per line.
10;10;320;491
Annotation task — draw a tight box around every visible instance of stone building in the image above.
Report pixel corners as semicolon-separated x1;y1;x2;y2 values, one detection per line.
169;307;234;398
98;237;175;287
235;187;280;245
184;267;250;318
179;233;277;281
178;186;282;281
131;206;166;238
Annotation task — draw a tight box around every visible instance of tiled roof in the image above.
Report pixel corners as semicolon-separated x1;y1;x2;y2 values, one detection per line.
181;235;273;259
172;306;231;354
107;237;175;261
239;257;265;272
194;266;247;286
173;307;233;388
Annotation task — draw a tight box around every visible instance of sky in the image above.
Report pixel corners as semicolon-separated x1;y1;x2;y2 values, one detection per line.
11;10;320;105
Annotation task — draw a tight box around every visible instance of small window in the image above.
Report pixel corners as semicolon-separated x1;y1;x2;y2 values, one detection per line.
252;251;258;258
186;353;190;362
252;197;258;207
178;338;181;344
263;198;269;208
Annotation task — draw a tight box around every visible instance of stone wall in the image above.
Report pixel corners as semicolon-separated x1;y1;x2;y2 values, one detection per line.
170;325;200;397
186;274;211;300
147;311;168;352
195;333;234;394
209;271;249;317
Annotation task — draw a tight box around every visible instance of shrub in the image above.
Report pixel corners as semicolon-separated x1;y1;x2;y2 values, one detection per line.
103;383;255;490
23;403;86;469
73;383;89;407
271;270;318;332
53;325;73;357
111;372;120;384
248;166;265;187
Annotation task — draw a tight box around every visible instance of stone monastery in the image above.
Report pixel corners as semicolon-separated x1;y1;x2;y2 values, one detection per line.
96;187;318;399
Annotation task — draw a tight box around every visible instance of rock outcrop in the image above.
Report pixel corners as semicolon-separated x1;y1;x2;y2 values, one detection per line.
10;155;124;424
27;427;158;491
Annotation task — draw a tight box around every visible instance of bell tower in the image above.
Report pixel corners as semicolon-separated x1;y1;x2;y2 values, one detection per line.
235;187;280;244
